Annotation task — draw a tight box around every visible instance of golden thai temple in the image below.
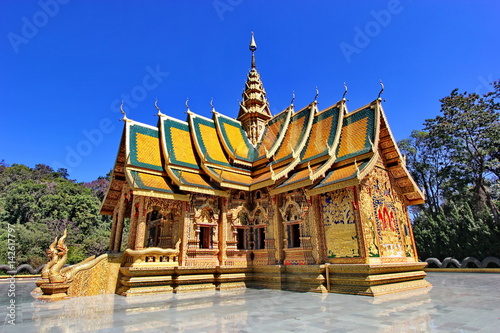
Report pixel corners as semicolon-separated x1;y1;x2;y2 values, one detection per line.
36;34;430;300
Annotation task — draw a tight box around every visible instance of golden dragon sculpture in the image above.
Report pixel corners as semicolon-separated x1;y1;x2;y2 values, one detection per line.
41;229;95;284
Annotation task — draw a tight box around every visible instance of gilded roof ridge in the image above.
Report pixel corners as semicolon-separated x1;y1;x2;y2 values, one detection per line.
342;100;377;118
262;105;293;159
126;119;160;131
162;114;189;125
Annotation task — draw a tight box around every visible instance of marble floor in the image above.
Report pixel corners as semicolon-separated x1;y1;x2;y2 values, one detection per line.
1;273;499;332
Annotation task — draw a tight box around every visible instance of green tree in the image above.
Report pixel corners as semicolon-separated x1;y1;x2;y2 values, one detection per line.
0;163;111;266
424;81;500;225
400;80;500;260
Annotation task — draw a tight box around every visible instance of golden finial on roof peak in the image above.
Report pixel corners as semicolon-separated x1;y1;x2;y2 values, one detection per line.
120;100;131;122
314;86;319;103
250;31;257;68
249;31;257;51
378;79;385;101
342;82;349;101
210;97;216;113
155;98;165;117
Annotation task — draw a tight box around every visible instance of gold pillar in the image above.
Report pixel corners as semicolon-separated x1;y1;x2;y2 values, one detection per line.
128;195;140;249
353;185;368;262
308;195;325;264
272;195;285;263
113;190;127;253
108;207;118;251
134;196;147;250
218;197;227;265
179;201;190;266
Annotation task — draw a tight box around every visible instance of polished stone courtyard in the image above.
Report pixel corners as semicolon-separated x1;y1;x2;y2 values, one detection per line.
1;273;499;332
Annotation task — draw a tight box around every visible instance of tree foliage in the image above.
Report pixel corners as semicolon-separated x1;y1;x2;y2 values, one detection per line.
400;80;500;259
0;163;111;267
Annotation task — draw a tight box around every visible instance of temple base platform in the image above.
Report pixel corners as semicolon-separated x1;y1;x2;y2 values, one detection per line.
325;262;431;296
35;253;431;299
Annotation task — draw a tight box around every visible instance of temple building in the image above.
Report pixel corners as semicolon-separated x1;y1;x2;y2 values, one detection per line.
99;34;430;296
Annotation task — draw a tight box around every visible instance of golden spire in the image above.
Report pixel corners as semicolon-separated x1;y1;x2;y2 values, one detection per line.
237;32;272;145
250;31;257;68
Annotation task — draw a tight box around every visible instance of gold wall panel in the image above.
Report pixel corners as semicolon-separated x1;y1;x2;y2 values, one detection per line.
320;189;359;258
360;166;415;259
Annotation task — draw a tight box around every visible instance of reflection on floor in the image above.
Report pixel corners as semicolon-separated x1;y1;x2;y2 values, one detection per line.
1;273;499;332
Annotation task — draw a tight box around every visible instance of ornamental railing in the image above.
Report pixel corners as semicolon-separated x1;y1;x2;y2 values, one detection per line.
424;256;500;269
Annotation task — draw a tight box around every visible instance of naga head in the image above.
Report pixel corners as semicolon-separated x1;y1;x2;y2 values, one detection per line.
56;229;68;255
47;236;58;257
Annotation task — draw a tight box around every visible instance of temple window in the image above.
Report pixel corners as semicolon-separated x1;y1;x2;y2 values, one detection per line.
199;226;213;249
236;228;246;249
146;208;163;247
284;203;302;248
288;223;301;248
235;211;251;250
254;227;265;249
253;209;266;250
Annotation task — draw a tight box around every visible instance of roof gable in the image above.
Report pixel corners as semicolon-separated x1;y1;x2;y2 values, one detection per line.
161;117;200;170
214;113;258;163
335;106;376;163
128;122;163;172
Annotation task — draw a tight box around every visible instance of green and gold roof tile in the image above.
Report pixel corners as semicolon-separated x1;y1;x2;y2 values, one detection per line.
272;105;313;164
129;170;177;194
300;105;340;164
256;108;290;160
214;113;258;162
335;107;376;163
190;114;232;168
128;122;164;172
161;117;200;170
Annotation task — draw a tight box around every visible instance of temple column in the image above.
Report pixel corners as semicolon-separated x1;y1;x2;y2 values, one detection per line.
272;195;285;263
134;196;147;250
179;201;190;266
353;185;368;262
109;207;118;251
218;197;228;265
308;195;325;264
113;189;127;253
127;195;140;249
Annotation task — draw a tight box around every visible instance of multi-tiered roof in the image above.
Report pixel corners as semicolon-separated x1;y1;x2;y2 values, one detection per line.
100;35;423;215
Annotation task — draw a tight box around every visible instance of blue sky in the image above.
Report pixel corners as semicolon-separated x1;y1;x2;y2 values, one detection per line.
1;0;499;182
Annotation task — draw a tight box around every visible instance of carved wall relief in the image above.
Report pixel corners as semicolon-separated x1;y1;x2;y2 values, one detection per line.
279;190;314;265
360;166;413;258
190;195;220;249
279;190;311;246
320;188;359;258
143;197;183;249
359;187;379;257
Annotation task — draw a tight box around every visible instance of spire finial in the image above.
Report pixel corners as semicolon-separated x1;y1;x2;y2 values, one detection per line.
342;82;349;101
210;98;216;113
249;31;257;68
154;98;165;117
378;79;385;101
120;100;129;121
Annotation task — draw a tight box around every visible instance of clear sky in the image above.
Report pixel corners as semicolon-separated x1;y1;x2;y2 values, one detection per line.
1;0;499;182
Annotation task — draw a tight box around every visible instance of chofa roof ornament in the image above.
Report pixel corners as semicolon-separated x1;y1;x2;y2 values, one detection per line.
342;82;349;101
378;79;385;101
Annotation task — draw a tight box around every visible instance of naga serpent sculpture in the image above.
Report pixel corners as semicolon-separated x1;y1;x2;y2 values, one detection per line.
48;229;68;283
41;236;58;280
43;229;96;284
